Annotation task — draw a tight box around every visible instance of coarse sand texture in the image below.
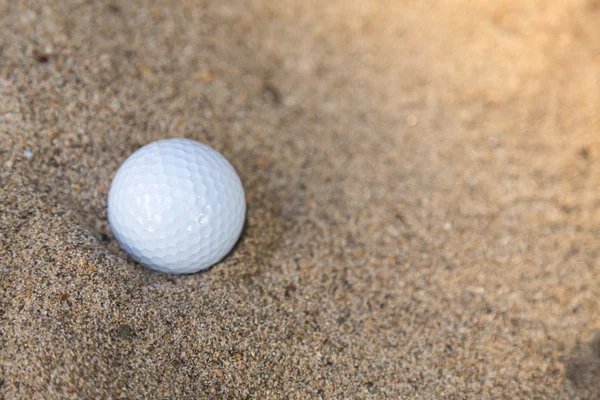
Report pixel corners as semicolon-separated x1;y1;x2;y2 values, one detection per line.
1;0;600;398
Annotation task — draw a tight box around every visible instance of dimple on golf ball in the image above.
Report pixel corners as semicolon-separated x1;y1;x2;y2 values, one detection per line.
107;138;246;274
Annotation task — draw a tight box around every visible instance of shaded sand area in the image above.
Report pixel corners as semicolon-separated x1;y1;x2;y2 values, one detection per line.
1;0;600;397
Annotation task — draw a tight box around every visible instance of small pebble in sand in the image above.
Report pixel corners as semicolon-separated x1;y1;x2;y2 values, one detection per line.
23;150;33;158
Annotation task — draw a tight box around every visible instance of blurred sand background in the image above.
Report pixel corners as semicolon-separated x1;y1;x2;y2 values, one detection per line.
1;0;600;398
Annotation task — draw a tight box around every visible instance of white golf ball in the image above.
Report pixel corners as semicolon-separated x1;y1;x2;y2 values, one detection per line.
107;138;246;274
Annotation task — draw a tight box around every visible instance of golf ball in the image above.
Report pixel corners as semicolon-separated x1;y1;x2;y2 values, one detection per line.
107;138;246;274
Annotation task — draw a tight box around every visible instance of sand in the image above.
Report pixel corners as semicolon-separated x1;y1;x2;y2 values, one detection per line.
1;0;599;398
